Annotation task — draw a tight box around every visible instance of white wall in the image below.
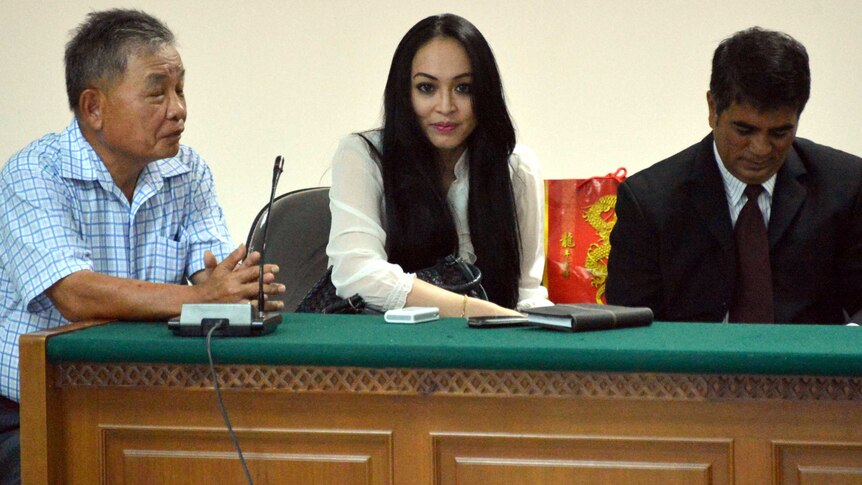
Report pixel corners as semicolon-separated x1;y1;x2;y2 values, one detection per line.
2;0;861;243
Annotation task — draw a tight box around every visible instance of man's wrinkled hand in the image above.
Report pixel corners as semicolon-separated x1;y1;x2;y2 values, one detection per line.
196;244;285;306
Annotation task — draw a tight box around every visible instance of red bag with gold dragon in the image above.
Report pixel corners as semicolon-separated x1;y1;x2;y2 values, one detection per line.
544;169;626;304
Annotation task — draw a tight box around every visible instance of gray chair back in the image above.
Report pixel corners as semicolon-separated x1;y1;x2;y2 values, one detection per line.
246;187;330;312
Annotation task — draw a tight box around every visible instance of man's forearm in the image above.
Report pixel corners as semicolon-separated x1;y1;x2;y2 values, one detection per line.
46;270;201;322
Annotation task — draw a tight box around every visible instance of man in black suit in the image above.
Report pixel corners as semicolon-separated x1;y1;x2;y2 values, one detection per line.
606;27;862;324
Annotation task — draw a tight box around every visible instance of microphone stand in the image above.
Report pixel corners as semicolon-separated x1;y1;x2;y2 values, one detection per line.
257;155;284;318
168;155;284;337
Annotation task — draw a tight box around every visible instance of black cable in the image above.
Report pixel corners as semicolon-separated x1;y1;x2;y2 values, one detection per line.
206;322;254;485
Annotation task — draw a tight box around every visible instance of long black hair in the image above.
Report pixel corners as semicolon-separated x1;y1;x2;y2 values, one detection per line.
375;13;521;308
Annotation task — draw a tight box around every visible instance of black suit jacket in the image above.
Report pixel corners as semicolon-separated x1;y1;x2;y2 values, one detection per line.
606;134;862;324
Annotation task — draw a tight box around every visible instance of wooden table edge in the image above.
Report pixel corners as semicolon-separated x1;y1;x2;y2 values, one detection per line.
20;320;110;485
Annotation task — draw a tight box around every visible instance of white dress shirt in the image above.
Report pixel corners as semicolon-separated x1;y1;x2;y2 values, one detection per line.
327;132;551;311
713;142;776;226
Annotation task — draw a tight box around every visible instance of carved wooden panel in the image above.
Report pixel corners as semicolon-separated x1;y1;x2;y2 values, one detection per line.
102;426;392;485
56;363;862;402
775;441;862;485
432;433;732;485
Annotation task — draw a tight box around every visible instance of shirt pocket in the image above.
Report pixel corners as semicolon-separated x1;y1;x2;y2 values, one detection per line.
143;236;189;284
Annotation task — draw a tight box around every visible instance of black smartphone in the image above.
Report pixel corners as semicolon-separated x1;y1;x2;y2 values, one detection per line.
467;315;530;328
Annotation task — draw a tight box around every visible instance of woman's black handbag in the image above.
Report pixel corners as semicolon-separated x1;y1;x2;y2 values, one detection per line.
295;255;488;314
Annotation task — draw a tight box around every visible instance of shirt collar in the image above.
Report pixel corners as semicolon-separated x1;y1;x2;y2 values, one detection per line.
712;141;776;205
58;118;191;182
453;148;470;179
57;118;103;181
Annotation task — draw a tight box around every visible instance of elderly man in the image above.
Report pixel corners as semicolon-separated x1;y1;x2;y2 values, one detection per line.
607;27;862;325
0;10;283;482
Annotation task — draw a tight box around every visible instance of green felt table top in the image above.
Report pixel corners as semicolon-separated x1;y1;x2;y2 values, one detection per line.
43;313;862;376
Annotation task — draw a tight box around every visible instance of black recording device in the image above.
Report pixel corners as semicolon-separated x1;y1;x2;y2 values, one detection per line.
169;156;285;337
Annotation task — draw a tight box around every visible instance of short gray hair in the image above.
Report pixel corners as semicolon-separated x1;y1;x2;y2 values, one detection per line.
65;9;175;112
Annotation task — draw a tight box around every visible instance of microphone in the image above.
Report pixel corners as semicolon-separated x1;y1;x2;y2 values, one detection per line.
257;155;284;314
169;156;285;337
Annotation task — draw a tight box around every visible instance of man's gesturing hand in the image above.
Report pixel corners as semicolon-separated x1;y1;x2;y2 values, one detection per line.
195;244;285;311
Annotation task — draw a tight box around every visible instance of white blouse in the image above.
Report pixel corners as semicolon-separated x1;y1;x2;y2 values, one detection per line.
327;132;551;311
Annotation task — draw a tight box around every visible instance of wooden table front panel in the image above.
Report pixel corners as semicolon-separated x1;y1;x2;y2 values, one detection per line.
41;365;862;485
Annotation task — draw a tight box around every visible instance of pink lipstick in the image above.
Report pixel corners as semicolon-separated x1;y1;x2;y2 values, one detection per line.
432;122;457;133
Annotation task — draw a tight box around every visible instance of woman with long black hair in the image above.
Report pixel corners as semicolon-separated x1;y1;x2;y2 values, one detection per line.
327;13;550;317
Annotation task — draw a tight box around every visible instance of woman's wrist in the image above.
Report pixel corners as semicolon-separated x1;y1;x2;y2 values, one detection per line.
466;297;523;318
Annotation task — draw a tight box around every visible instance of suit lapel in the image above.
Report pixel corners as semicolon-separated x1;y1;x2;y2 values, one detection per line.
768;146;807;249
688;135;734;248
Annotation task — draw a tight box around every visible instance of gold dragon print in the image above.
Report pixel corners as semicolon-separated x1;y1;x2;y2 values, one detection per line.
582;195;618;303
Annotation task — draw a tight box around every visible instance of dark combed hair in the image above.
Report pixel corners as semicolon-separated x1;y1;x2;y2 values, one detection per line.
65;9;175;113
710;26;810;116
376;13;521;308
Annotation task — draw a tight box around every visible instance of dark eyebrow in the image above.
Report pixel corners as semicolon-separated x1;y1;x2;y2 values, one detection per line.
731;121;795;132
412;72;472;81
731;121;756;130
145;69;185;89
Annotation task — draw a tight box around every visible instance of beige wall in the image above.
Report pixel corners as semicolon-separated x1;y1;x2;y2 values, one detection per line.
2;1;861;243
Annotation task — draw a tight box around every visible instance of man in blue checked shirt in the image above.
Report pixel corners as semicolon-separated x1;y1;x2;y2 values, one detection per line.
0;10;285;482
